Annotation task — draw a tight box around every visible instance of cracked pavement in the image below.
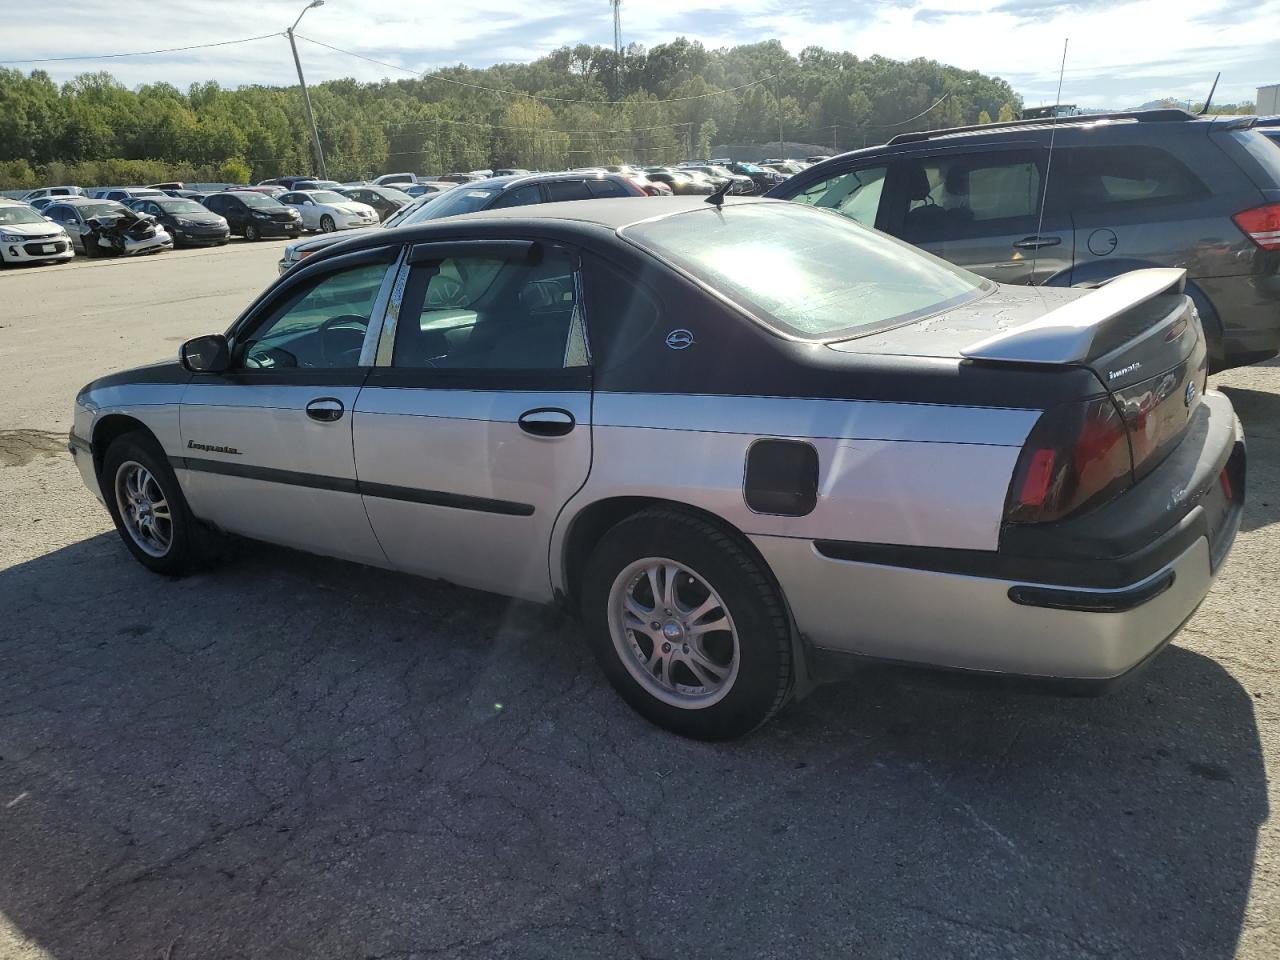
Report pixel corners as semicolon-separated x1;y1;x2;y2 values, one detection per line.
1;243;1277;959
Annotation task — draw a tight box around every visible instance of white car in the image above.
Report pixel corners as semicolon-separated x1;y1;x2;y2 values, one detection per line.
21;185;84;202
0;199;74;265
277;190;379;233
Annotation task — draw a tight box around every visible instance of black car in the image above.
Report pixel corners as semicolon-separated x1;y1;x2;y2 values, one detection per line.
202;191;302;240
767;109;1280;371
725;162;787;193
126;196;229;247
338;185;413;222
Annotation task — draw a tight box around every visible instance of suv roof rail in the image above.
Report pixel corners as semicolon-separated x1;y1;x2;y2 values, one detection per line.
886;108;1198;146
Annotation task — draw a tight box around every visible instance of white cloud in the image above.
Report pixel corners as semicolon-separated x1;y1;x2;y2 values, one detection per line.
1;0;1276;107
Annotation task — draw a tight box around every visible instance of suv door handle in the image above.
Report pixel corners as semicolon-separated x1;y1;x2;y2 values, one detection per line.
518;407;575;437
305;397;345;422
1013;235;1062;250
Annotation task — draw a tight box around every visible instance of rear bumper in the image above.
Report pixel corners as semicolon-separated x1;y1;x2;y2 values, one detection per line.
756;391;1245;682
755;533;1226;680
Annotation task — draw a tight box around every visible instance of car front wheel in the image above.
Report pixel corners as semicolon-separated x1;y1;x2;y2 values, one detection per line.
581;508;794;740
101;432;212;576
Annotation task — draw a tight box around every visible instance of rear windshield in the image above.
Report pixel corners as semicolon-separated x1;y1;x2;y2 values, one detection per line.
624;203;989;340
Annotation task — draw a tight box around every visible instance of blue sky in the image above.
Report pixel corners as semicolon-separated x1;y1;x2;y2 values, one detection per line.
2;0;1277;108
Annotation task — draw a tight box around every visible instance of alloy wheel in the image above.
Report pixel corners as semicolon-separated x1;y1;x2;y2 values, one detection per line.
114;460;173;558
606;557;740;709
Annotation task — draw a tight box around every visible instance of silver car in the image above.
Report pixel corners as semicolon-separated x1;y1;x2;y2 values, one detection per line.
70;197;1244;740
42;197;172;257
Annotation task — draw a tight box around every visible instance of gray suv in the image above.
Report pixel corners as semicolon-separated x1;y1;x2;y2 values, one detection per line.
768;109;1280;370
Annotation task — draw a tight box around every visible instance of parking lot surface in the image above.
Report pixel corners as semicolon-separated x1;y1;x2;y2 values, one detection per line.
1;244;1278;959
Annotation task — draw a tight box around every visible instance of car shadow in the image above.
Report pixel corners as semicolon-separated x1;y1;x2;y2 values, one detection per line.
1218;385;1280;533
0;532;1267;959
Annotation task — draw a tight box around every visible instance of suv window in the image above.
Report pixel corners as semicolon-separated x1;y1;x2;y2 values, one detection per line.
488;184;543;209
393;247;584;370
237;262;389;370
586;179;630;199
544;180;593;202
1063;146;1207;210
898;153;1041;242
790;164;888;226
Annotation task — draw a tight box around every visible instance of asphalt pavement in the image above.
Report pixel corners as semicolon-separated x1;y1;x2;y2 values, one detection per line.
0;242;1277;959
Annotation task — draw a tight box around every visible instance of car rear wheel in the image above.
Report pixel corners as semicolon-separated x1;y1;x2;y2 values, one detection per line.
101;432;213;576
581;508;794;740
244;223;260;241
320;215;336;233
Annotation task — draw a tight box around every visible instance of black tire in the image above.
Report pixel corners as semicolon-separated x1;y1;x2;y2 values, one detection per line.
580;508;794;740
100;431;213;576
244;223;260;241
320;215;335;233
80;237;98;258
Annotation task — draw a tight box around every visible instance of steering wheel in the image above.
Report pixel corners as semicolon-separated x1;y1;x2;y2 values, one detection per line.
318;314;368;367
425;274;465;309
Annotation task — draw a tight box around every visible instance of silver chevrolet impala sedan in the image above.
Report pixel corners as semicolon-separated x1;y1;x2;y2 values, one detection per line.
70;197;1245;739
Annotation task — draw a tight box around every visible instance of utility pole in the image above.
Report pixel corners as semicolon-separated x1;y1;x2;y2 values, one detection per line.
832;124;837;152
287;1;327;179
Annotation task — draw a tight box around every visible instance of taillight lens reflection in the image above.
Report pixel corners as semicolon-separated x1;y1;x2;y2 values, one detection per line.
1006;397;1133;523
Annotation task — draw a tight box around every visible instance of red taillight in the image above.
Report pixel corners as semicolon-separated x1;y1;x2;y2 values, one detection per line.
1019;449;1056;506
1232;203;1280;251
1006;397;1133;523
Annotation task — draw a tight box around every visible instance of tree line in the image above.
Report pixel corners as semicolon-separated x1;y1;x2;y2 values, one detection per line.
0;38;1030;188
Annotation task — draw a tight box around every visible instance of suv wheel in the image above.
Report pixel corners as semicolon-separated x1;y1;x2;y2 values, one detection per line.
581;509;794;740
102;432;213;576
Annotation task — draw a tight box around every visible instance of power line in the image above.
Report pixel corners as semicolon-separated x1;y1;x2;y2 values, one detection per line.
294;34;775;106
0;32;282;65
383;114;693;136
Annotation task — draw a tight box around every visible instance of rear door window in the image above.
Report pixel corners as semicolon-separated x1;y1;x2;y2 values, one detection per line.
790;165;888;227
488;184;544;209
392;246;584;370
586;179;630;199
1062;146;1206;210
544;180;593;202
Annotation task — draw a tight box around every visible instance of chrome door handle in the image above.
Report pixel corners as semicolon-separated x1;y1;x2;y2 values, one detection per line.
518;407;575;437
305;397;345;422
1013;235;1062;250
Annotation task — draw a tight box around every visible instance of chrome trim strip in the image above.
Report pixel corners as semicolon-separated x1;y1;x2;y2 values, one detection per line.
360;245;408;367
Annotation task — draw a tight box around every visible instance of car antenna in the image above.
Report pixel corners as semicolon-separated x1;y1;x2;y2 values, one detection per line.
705;177;732;208
1198;72;1221;114
1031;37;1068;282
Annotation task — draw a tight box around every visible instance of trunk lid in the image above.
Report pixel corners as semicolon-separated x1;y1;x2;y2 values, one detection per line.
831;268;1209;488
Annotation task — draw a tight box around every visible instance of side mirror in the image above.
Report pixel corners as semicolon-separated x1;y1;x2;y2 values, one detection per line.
43;215;55;222
180;334;230;373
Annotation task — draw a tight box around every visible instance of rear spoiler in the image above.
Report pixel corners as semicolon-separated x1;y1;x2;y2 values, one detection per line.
960;268;1187;365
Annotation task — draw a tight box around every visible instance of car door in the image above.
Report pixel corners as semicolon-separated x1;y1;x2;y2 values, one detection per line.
280;192;313;230
353;239;592;602
45;204;84;250
881;147;1074;285
1059;143;1222;282
178;248;401;565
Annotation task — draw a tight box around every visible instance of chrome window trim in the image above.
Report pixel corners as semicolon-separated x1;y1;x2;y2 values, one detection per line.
360;245;409;367
374;251;413;367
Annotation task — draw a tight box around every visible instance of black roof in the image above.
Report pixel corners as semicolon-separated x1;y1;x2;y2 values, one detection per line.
300;196;770;267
